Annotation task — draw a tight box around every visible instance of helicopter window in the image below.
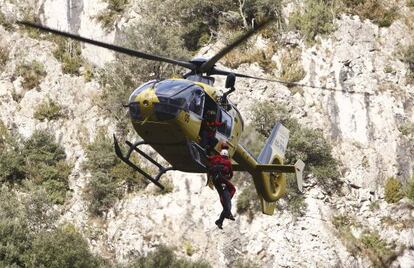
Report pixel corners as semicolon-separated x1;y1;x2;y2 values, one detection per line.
186;75;215;86
129;80;156;103
169;85;204;111
217;109;232;137
155;80;194;96
188;89;204;116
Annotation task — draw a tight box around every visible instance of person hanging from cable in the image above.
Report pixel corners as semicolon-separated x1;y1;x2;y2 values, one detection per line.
207;145;236;229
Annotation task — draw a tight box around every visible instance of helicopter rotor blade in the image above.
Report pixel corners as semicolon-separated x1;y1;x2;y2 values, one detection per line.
200;19;274;73
17;20;196;70
211;67;334;90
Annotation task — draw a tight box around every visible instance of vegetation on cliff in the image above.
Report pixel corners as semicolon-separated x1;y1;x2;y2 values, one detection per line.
237;101;340;218
0;122;71;204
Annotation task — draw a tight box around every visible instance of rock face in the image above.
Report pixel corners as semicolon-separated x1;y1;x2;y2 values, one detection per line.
0;1;413;267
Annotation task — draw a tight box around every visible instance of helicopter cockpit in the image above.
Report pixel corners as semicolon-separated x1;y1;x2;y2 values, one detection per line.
128;79;206;121
185;74;215;86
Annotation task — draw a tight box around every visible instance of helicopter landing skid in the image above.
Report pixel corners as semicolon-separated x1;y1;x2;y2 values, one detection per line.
113;135;175;190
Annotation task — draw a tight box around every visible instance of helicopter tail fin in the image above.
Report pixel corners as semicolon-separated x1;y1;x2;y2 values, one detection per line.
257;123;289;164
254;123;304;215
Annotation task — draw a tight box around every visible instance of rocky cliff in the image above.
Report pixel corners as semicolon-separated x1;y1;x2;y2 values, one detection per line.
0;0;413;267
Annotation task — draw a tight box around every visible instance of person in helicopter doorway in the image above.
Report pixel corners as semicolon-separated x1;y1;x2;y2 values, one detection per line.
200;110;223;155
208;146;236;229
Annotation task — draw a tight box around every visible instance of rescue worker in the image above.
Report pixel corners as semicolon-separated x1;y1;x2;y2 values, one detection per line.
208;148;236;229
200;110;223;154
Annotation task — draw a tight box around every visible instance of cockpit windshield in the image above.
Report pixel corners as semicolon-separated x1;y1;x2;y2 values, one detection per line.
129;80;156;103
154;80;194;96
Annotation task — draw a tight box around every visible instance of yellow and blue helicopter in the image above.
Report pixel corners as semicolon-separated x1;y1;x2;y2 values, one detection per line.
19;20;305;215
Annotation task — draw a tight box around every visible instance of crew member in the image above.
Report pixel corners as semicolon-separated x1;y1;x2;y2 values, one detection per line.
200;110;223;154
208;148;236;229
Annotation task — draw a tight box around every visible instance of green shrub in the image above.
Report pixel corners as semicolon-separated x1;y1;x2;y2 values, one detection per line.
0;10;13;31
16;60;47;90
0;186;100;268
250;101;340;192
126;245;211;268
0;149;26;183
86;171;123;216
407;71;414;85
23;184;59;232
239;125;267;158
332;214;356;230
241;0;284;27
145;0;283;52
95;0;129;31
18;1;44;39
52;37;84;75
406;174;414;201
381;216;414;230
234;258;260;268
332;213;397;267
84;131;146;216
22;130;71;204
0;187;32;267
236;185;260;221
0;45;9;72
83;64;95;82
23;130;65;165
0;121;25;183
278;48;306;82
402;44;414;68
408;0;414;8
250;102;291;137
27;226;103;268
1;127;71;203
384;177;404;203
156;0;237;51
284;175;307;217
183;240;196;256
398;121;414;137
34;98;64;121
289;0;337;43
360;231;394;266
383;65;394;74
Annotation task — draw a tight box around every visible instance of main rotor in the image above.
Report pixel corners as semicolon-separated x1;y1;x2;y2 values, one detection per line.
18;19;334;90
17;20;284;82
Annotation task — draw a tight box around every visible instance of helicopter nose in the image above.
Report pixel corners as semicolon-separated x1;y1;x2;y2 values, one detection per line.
129;102;142;120
153;96;181;121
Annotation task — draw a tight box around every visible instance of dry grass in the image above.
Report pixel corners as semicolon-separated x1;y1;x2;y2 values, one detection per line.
341;0;398;27
223;44;277;74
0;45;10;72
33;99;64;121
16;60;47;90
95;0;129;31
332;214;398;267
278;48;306;83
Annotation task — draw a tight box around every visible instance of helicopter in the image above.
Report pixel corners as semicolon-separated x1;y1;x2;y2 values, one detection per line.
19;20;305;215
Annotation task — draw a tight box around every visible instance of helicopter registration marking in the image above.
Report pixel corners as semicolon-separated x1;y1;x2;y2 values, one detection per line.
184;113;190;123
